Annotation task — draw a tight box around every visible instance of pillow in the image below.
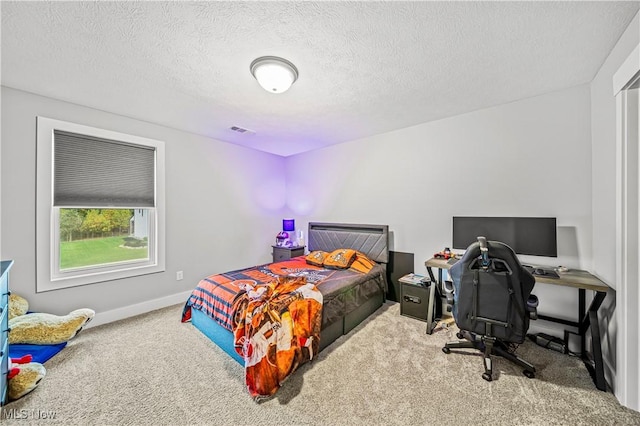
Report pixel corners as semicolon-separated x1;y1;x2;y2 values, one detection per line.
350;251;376;274
305;251;328;267
323;249;357;269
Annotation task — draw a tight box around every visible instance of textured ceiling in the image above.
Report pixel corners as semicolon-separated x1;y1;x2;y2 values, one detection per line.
2;1;639;157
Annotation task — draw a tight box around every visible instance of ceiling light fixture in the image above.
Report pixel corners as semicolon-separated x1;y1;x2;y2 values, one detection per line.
250;56;299;94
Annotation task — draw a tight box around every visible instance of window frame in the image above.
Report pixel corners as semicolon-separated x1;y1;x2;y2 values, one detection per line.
36;117;165;292
51;207;156;278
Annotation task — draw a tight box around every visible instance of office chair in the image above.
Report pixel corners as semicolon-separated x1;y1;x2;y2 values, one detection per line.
442;237;539;382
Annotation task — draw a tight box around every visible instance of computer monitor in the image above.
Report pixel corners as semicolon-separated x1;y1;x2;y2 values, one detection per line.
452;216;557;257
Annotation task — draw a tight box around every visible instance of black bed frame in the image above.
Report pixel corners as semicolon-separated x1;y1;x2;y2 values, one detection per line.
308;222;389;350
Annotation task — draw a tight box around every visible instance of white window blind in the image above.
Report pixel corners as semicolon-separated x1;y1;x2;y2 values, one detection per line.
53;130;156;207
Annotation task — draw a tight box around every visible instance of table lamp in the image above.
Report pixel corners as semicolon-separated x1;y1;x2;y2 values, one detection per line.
283;218;295;233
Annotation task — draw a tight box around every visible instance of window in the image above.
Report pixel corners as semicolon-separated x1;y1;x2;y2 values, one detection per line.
36;117;165;291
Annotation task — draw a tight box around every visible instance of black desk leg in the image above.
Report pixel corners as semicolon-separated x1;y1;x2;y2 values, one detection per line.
426;266;443;300
580;291;607;391
533;288;607;391
587;310;606;391
579;289;586;356
424;267;443;335
426;266;437;284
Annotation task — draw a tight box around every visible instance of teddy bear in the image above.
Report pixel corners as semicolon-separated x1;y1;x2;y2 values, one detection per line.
8;293;95;345
7;355;46;401
6;293;95;401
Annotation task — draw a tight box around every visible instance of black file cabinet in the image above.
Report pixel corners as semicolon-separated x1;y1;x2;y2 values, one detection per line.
399;274;433;322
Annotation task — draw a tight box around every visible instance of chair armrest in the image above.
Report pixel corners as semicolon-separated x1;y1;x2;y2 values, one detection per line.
527;294;539;320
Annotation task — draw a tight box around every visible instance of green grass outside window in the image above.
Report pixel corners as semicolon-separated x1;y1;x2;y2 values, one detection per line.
60;236;148;270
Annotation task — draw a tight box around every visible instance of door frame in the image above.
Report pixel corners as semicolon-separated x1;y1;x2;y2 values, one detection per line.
614;42;640;411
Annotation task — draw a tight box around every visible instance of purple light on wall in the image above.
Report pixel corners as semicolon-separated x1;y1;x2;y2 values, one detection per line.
283;218;295;231
286;181;316;215
252;176;287;211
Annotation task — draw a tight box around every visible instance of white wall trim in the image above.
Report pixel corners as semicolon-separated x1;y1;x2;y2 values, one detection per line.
613;44;640;96
86;290;193;329
35;116;167;292
615;42;640;411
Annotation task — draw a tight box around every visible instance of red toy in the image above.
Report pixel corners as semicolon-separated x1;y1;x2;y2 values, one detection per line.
434;247;452;260
7;354;33;379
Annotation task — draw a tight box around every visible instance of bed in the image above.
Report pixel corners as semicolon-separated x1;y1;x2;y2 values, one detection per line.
182;222;389;367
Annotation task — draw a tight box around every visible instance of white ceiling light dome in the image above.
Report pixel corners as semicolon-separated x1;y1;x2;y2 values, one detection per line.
250;56;299;94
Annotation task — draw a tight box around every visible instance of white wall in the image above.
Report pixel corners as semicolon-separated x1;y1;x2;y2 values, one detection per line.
0;87;287;317
286;84;592;326
590;10;640;400
0;88;2;262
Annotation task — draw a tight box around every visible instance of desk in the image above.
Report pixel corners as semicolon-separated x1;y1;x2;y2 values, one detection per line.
425;257;610;391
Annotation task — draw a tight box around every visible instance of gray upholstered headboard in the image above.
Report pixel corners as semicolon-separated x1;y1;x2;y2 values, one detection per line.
307;222;389;264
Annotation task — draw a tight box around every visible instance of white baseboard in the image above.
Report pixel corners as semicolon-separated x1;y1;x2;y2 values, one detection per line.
86;290;193;329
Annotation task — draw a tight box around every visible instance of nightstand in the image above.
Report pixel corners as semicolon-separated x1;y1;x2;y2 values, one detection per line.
399;273;437;334
272;245;305;262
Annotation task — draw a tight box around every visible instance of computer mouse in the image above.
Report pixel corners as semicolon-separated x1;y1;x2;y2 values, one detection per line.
534;268;545;275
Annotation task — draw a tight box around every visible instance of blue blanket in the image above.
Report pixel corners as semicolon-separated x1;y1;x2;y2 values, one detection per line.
9;343;67;364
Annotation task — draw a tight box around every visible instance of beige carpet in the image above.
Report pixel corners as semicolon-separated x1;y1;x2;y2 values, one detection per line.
2;301;639;425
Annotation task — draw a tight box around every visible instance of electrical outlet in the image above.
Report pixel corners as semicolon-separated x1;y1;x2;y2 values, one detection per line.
176;271;183;281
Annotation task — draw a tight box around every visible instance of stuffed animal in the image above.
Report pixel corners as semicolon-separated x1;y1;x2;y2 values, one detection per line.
7;355;46;401
8;293;28;320
6;294;93;401
8;293;95;345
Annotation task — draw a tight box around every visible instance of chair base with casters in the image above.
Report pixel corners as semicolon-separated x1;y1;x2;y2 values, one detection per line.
442;330;536;381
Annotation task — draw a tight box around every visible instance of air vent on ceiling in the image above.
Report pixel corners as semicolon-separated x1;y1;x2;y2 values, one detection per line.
229;126;255;135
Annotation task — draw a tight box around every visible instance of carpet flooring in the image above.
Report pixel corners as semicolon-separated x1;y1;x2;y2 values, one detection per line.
2;301;639;425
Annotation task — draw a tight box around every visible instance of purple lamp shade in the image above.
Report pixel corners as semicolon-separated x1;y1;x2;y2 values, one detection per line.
283;218;295;232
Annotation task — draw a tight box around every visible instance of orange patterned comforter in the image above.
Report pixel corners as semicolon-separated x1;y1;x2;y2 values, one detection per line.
181;253;381;399
181;255;375;331
232;275;322;400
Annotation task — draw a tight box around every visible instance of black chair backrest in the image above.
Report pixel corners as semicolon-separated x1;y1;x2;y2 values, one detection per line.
449;240;535;343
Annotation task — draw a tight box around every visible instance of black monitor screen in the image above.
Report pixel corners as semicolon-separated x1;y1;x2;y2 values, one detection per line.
452;216;557;257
